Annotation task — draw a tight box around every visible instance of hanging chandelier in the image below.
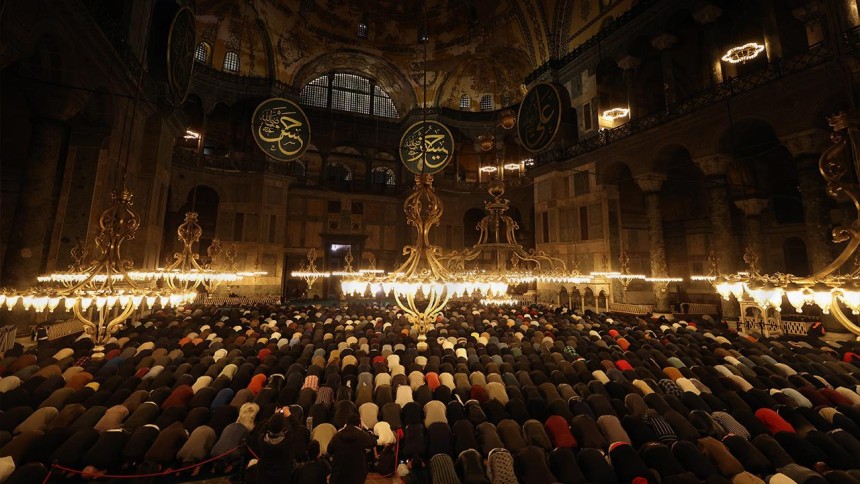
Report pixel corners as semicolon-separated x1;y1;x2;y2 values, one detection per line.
705;113;860;335
156;212;252;292
499;108;517;129
603;251;646;302
0;190;197;356
439;183;596;287
341;175;507;349
478;132;495;152
291;248;330;293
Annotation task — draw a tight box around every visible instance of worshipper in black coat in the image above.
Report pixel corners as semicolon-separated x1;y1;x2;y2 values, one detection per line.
327;414;376;484
292;440;331;484
256;409;299;483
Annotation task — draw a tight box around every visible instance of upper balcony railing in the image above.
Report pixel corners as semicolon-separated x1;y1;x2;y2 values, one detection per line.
533;35;854;168
525;0;659;84
171;148;296;177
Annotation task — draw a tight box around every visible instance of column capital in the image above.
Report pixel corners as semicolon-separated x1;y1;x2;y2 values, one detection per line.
694;154;731;176
693;4;722;24
734;198;769;216
780;128;831;157
635;173;667;193
616;55;641;71
792;0;825;23
651;33;677;51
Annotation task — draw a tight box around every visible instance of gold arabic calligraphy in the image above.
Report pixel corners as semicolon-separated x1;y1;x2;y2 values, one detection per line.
521;85;558;150
404;126;450;172
257;106;306;158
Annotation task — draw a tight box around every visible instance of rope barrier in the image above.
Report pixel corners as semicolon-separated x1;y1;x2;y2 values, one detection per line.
43;445;241;481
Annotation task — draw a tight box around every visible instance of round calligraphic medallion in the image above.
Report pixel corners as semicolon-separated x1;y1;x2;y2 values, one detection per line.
517;82;563;152
399;120;455;175
251;98;311;162
166;6;196;104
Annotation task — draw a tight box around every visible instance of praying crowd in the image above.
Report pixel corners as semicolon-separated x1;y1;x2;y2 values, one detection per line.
0;302;860;484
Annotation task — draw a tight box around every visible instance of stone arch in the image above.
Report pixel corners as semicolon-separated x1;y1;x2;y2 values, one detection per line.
657;145;710;278
298;143;322;178
291;50;417;117
783;236;810;276
202;102;234;156
597;289;608;312
329;146;364;182
584;287;596;309
719;119;803;225
463;208;485;247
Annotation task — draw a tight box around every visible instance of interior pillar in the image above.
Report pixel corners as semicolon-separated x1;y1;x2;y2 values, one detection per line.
2;118;69;288
695;154;739;319
635;173;669;313
693;4;724;87
734;198;769;269
651;33;678;110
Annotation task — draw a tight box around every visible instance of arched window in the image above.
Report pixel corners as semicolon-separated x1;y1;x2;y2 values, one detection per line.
300;72;398;118
460;94;470;109
290;160;306;177
371;167;396;187
480;94;494;111
223;51;239;73
326;161;353;185
783;237;810;276
194;42;211;64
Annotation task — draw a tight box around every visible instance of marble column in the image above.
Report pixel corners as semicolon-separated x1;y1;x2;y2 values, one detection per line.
734;198;769;269
693;3;724;86
2;118;68;288
797;156;833;273
792;1;827;47
617;56;641;119
781;129;833;273
760;0;784;62
651;33;678;110
636;173;670;312
696;154;739;318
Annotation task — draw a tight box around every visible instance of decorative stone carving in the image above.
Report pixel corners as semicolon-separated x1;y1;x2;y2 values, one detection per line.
616;55;641;71
694;154;731;177
693;4;722;24
734;198;769;217
634;173;667;194
651;33;677;51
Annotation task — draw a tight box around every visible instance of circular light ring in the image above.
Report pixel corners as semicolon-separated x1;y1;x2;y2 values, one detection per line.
601;108;630;121
480;166;498;173
721;43;765;63
503;163;521;171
